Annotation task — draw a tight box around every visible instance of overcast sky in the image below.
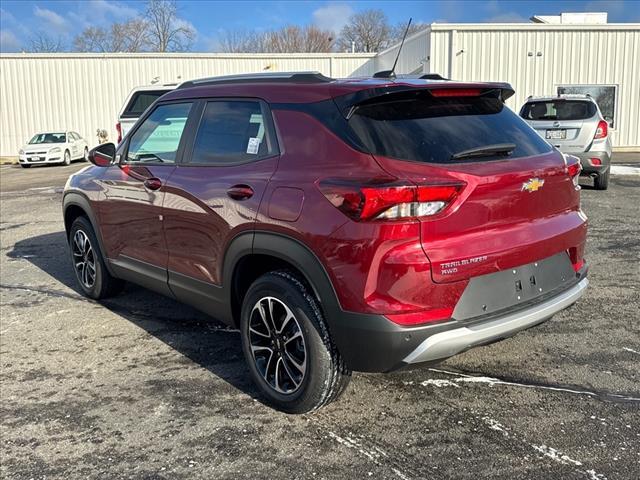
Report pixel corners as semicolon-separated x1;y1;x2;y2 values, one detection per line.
1;0;637;52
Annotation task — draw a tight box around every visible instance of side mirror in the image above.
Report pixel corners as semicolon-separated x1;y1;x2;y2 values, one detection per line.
88;143;116;167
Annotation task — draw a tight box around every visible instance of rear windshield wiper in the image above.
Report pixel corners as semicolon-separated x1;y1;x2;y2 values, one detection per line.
450;143;516;161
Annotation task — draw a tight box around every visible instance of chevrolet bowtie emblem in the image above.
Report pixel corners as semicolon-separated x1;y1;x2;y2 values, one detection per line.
522;178;545;192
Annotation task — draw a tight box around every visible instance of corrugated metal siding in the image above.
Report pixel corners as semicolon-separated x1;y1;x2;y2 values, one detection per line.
429;24;640;148
375;29;430;74
0;53;375;156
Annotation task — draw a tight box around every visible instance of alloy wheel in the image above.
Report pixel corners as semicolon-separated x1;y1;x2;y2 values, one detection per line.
249;296;307;394
72;230;96;289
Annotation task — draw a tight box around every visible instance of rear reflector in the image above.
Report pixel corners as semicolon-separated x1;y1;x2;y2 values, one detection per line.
590;158;602;166
565;156;582;188
430;88;482;97
386;307;454;326
594;120;608;139
572;259;585;272
319;179;464;221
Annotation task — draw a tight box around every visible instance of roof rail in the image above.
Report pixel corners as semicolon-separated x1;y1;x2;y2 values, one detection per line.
177;71;333;89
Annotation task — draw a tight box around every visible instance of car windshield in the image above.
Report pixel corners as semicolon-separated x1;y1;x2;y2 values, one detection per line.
520;100;597;121
29;133;66;144
348;90;551;164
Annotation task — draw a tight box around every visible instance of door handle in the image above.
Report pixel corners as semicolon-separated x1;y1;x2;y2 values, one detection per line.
227;185;254;200
144;177;162;191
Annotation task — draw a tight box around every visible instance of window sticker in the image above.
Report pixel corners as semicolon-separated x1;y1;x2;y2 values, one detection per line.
247;137;261;155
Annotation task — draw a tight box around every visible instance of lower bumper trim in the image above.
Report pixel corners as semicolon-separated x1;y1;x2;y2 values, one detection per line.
402;278;588;364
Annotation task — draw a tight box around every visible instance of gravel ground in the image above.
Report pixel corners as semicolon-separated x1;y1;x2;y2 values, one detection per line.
1;162;639;480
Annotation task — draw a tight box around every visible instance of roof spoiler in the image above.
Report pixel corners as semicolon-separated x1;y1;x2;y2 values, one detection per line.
334;83;516;118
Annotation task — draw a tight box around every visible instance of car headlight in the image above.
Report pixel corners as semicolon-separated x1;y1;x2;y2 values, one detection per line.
49;147;61;154
19;149;24;155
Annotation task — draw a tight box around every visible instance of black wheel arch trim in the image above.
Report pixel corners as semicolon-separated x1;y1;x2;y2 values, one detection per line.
223;230;429;372
62;192;116;277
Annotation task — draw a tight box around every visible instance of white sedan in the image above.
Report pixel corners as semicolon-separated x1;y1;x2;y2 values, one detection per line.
18;131;89;168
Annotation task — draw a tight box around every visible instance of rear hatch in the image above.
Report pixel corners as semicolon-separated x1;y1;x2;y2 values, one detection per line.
346;86;585;284
520;99;598;153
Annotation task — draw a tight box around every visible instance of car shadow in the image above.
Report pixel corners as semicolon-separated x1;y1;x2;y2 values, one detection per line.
7;230;260;401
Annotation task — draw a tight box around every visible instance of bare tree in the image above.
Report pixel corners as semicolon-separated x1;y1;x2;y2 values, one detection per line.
112;19;151;52
145;0;195;52
218;25;333;53
29;32;64;53
74;19;150;52
218;29;262;53
74;26;110;52
337;9;391;53
390;21;428;43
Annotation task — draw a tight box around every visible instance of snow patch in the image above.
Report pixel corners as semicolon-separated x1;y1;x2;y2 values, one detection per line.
482;417;509;437
610;165;640;176
420;379;460;388
328;432;411;480
532;444;583;466
422;368;640;402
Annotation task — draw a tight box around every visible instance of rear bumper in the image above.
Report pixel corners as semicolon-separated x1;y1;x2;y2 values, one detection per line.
330;267;588;373
574;151;611;174
403;277;588;364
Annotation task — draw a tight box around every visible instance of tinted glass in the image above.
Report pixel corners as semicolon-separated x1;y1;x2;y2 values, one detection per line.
29;133;66;144
190;101;274;165
520;100;597;121
126;102;192;164
123;91;170;118
348;91;551;164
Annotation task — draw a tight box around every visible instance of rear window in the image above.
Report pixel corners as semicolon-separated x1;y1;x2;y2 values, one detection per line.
122;90;170;118
348;91;551;164
520;100;597;121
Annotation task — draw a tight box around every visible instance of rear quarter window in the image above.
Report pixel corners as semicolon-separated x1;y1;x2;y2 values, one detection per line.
348;91;551;164
122;90;171;118
520;100;597;121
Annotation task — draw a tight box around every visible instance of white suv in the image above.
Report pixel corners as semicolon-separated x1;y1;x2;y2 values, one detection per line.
116;84;176;144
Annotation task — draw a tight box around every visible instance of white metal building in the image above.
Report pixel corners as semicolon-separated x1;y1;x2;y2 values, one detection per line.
376;21;640;150
0;52;375;157
1;18;639;156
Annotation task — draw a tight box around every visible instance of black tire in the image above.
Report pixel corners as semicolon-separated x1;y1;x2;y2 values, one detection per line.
63;150;71;166
20;164;31;168
594;169;610;190
240;270;351;413
69;216;124;299
83;147;89;162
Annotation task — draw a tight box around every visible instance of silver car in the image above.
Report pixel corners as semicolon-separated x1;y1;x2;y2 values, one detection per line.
520;94;612;190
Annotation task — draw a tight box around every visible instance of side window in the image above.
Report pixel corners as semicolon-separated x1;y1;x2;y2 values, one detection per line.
72;132;81;140
126;102;192;164
190;100;276;165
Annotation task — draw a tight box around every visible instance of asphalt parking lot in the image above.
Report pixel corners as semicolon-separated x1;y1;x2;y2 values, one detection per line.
1;161;639;479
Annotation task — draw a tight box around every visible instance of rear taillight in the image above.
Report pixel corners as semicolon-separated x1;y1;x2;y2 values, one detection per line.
572;259;585;273
319;179;464;221
116;122;122;144
430;88;482;97
566;156;582;188
594;120;608;139
590;158;602;166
